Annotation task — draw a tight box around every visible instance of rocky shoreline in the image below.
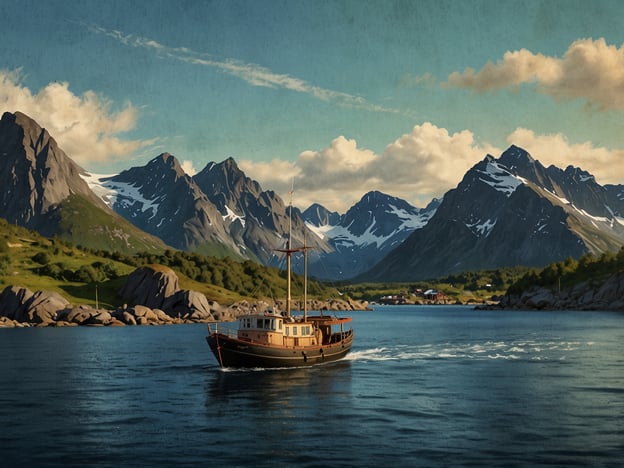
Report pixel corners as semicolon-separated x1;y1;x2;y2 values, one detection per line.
0;265;370;328
479;271;624;311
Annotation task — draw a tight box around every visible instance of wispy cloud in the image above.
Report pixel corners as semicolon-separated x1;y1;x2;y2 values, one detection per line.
445;38;624;111
87;24;402;115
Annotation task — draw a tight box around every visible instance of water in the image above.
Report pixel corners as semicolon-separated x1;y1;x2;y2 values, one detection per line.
1;305;623;466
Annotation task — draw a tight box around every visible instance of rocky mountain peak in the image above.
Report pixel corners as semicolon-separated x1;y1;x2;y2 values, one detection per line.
146;152;186;178
0;111;103;228
194;158;262;207
563;164;595;183
302;203;340;226
498;145;536;169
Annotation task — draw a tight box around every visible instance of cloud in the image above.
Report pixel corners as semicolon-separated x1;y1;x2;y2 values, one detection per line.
445;38;624;111
241;123;498;212
507;128;624;184
181;160;197;176
87;24;401;115
0;69;155;168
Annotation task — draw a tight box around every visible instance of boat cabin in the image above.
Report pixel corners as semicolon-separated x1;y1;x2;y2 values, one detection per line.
237;313;319;347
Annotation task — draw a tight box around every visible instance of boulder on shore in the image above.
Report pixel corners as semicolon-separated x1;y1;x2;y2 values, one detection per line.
118;265;179;310
0;286;69;324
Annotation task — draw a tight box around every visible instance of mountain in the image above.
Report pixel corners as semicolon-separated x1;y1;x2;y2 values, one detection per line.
193;157;331;264
302;204;341;227
87;154;332;263
7;111;621;285
88;153;240;257
0;111;167;253
304;191;439;280
363;145;624;281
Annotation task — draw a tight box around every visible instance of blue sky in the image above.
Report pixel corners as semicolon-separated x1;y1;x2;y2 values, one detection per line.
1;0;624;211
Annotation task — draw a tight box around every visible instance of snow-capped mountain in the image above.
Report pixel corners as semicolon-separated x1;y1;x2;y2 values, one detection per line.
192;157;331;264
84;153;238;256
303;191;439;280
84;153;331;262
302;203;341;227
4;111;623;283
363;145;624;281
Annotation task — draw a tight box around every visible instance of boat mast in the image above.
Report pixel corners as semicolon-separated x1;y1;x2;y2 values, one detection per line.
276;187;296;318
286;188;293;317
303;230;308;322
276;186;308;319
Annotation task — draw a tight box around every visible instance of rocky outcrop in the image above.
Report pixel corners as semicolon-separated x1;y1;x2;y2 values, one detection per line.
274;298;371;311
118;265;179;310
0;265;234;327
497;271;624;311
118;265;234;320
0;286;70;324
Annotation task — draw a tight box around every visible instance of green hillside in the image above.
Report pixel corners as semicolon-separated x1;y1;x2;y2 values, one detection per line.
340;266;532;303
507;248;624;295
52;194;169;254
0;218;338;308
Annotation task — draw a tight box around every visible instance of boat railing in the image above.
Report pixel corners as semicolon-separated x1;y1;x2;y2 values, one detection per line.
207;322;238;339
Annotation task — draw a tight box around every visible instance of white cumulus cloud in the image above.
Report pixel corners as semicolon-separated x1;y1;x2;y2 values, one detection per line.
181;160;197;176
242;123;498;212
445;38;624;111
0;69;155;168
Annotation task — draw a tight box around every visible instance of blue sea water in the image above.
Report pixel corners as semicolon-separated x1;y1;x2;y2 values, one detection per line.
1;305;623;466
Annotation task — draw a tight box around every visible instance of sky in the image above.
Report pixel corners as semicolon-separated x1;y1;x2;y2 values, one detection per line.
1;0;624;212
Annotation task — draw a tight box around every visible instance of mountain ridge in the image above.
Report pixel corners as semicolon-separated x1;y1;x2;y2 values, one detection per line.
360;145;624;281
2;110;623;283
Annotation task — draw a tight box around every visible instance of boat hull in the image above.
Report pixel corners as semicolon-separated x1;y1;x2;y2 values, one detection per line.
206;331;353;369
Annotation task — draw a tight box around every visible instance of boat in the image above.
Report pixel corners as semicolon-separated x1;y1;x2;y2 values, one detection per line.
206;197;354;369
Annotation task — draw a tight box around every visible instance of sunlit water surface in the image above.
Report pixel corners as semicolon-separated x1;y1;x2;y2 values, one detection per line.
1;305;623;466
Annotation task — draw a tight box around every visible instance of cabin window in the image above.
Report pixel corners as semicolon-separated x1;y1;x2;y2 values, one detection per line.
256;318;263;328
285;326;290;336
293;326;298;336
278;320;282;330
304;326;310;335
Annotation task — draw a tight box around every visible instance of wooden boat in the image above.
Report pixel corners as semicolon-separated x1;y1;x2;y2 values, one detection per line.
206;199;354;369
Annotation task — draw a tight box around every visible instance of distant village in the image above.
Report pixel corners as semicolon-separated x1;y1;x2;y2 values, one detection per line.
376;285;494;306
378;288;450;305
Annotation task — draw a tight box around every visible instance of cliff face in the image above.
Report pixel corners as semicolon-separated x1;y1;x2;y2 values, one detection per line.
0;111;104;229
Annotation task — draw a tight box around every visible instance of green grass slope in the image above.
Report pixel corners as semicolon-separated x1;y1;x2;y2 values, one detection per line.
0;218;340;309
51;194;170;254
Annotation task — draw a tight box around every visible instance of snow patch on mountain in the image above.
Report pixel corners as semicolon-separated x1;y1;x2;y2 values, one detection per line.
466;218;497;237
388;204;431;229
81;172;117;206
223;205;246;227
307;205;434;248
81;173;161;217
478;159;526;197
322;218;392;249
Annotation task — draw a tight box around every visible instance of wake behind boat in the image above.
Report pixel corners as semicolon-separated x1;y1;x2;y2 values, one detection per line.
206;194;354;369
